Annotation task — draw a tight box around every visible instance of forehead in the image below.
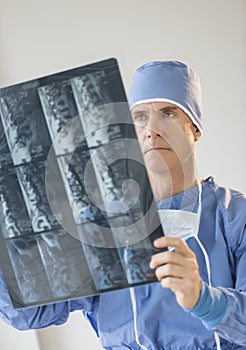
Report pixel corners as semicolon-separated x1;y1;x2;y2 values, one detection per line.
131;101;182;113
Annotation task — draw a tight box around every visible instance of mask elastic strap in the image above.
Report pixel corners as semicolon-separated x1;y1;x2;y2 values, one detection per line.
197;179;202;219
195;180;221;350
195;236;211;286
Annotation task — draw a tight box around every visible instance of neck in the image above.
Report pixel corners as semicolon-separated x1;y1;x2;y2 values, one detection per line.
148;163;198;200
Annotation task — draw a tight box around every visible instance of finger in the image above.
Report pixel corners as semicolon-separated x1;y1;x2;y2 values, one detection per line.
149;250;183;269
153;237;194;257
155;264;185;281
159;276;186;291
155;262;199;282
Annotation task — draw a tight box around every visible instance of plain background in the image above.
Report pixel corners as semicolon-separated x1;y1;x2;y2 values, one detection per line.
0;0;245;349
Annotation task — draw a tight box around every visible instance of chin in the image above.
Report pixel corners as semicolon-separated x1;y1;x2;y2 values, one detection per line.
144;162;171;174
144;154;176;174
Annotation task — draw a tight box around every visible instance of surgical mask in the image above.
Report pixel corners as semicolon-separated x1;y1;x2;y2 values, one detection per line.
157;180;202;241
157;182;210;277
157;181;212;286
157;181;210;276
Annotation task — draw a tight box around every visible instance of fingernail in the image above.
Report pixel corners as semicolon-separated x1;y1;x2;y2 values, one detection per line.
154;238;161;246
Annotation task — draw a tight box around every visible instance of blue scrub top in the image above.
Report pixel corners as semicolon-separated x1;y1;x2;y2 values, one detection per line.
0;177;246;349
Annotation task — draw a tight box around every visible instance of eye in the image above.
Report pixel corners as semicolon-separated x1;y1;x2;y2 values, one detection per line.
161;112;174;119
132;113;148;123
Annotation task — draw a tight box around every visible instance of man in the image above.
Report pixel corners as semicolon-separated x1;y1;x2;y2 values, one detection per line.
0;60;246;349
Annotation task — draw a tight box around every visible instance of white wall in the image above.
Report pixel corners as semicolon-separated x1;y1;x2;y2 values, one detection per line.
0;0;245;349
0;319;40;350
36;311;102;350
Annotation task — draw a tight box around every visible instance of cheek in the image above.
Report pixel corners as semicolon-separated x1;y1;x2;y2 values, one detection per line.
165;129;194;159
184;123;196;140
184;131;196;152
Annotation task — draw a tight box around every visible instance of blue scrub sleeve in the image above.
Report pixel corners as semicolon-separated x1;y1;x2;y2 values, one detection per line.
0;270;93;330
184;283;246;347
209;208;246;346
187;222;246;347
212;287;246;346
183;281;226;327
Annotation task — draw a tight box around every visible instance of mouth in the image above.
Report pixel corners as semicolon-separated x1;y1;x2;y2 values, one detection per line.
144;147;171;154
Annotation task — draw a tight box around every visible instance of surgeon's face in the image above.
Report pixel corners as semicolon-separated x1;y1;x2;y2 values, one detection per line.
131;102;200;175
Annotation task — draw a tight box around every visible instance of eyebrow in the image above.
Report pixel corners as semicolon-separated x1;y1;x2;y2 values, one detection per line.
131;109;148;115
159;106;178;112
132;106;179;114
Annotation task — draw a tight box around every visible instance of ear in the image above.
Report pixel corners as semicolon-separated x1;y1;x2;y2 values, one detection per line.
193;126;201;142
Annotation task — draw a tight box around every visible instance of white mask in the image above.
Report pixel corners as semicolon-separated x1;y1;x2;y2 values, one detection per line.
157;181;202;241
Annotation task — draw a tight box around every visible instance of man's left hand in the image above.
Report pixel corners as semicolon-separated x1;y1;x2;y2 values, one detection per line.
150;236;202;309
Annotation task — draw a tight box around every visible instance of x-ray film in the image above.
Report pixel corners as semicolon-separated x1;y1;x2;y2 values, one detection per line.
0;58;164;308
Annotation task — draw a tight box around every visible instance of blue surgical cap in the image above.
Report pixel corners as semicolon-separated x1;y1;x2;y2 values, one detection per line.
128;60;203;134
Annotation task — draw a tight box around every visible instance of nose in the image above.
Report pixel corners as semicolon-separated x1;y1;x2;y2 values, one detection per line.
146;128;161;139
145;117;161;139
